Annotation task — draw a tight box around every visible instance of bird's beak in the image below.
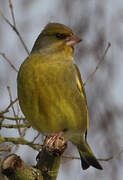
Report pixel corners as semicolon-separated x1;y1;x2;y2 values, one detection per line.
66;34;82;46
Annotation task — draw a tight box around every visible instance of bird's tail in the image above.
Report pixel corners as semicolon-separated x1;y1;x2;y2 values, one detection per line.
70;135;103;170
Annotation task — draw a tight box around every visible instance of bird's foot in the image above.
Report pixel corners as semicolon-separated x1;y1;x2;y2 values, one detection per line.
46;131;65;147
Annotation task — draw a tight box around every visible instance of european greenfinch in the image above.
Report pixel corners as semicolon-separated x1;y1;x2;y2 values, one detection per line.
17;23;103;170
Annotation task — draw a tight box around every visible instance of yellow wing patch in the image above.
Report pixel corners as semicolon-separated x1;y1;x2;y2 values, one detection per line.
75;64;89;129
76;76;85;99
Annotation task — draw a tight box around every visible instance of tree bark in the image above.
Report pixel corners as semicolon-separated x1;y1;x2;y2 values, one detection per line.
1;136;67;180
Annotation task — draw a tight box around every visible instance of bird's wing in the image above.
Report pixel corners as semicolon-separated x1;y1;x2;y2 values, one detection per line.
74;63;89;131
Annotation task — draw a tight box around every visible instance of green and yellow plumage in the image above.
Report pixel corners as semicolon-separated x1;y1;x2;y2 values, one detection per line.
17;23;102;170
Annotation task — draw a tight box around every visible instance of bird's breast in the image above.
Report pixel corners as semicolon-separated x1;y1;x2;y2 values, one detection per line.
17;54;88;135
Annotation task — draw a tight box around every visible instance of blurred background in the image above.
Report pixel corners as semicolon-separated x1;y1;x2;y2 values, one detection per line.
0;0;123;179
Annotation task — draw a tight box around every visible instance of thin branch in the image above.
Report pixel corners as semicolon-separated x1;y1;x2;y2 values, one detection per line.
63;149;123;162
0;52;18;72
13;103;28;153
14;127;29;153
0;144;14;152
31;133;40;143
9;0;16;27
1;123;30;129
7;86;16;117
7;86;22;136
83;42;111;86
0;98;18;114
20;127;29;137
0;115;25;121
98;150;123;161
0;136;41;151
0;10;13;28
63;155;80;160
0;9;29;55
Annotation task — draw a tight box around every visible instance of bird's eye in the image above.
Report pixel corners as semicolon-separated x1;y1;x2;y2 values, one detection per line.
55;33;66;39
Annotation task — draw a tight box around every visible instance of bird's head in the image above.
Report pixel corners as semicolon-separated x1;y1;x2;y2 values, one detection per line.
31;23;81;57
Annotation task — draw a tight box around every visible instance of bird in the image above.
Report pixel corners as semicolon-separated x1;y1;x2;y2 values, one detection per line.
17;22;103;170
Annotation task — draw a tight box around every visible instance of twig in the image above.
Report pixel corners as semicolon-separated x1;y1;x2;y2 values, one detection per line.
14;127;29;153
12;101;28;153
0;136;41;151
0;52;18;72
63;149;123;162
0;98;18;114
83;42;111;86
0;144;14;152
9;0;16;27
0;10;13;27
0;115;25;121
63;155;80;160
0;9;29;55
7;86;16;117
7;86;22;136
98;150;123;161
1;123;30;129
31;133;40;144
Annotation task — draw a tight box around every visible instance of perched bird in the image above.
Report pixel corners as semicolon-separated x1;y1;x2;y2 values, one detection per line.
17;23;103;170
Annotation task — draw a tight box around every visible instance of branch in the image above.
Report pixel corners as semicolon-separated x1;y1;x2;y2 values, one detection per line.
1;123;30;129
1;154;43;180
7;86;17;117
0;115;25;121
14;125;30;154
0;115;26;121
31;132;40;143
63;149;123;162
0;144;14;152
0;9;29;55
0;136;41;151
0;98;18;115
36;136;67;180
7;86;22;136
83;42;111;86
0;52;18;72
1;136;67;180
98;150;123;162
9;0;16;27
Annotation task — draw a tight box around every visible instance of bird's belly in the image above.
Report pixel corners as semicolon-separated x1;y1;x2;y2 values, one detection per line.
20;81;87;135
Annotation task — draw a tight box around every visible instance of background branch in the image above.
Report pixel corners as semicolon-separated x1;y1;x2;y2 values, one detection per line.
0;9;29;55
63;149;123;162
9;0;16;27
0;98;18;115
0;52;18;72
0;136;41;151
84;42;111;86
